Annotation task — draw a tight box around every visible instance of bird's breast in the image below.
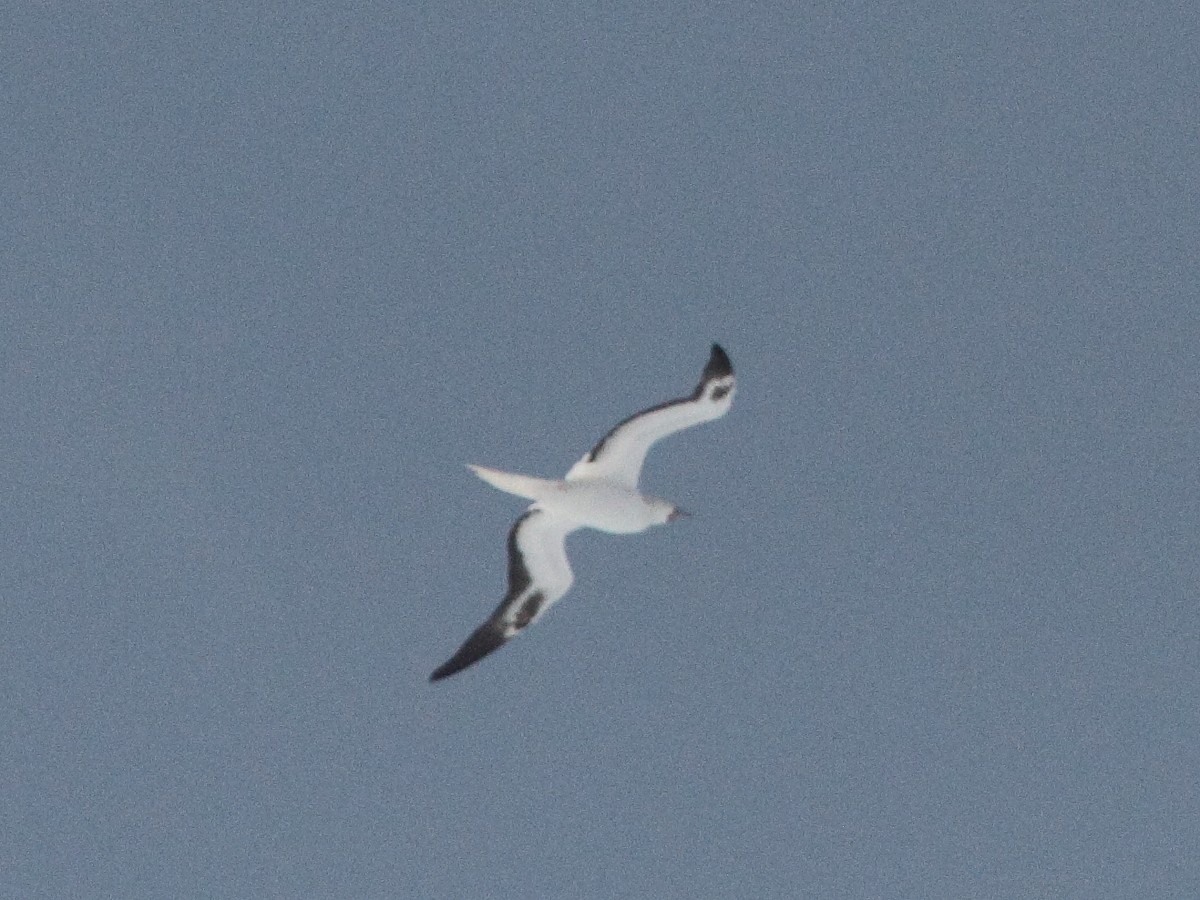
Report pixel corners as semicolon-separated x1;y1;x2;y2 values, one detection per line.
539;481;662;534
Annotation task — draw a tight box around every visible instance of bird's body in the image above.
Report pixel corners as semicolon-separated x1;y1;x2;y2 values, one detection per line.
467;464;679;534
430;344;736;681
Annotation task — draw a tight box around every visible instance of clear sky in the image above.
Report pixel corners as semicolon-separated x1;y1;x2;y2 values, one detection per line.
5;3;1198;898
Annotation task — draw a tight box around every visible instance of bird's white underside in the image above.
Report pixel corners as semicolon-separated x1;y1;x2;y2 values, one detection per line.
467;464;675;534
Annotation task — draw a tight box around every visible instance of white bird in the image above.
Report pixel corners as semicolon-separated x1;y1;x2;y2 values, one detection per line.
430;344;736;681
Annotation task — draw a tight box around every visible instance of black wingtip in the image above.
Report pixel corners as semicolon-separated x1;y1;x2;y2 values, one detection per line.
703;344;734;381
429;622;509;682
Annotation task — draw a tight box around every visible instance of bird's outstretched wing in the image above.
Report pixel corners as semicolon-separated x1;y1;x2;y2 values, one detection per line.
565;344;735;489
430;508;576;681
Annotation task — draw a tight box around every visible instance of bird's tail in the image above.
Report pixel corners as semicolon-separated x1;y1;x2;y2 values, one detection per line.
466;464;563;503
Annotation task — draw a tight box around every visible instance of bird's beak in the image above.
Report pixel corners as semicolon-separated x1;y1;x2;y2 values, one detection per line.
668;507;692;522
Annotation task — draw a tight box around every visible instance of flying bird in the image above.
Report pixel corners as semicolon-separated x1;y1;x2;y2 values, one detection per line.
430;344;736;681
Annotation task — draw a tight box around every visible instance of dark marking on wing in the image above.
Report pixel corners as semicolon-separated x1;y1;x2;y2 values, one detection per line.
430;510;543;682
504;510;535;600
584;343;734;463
512;592;545;630
700;343;733;381
429;621;508;681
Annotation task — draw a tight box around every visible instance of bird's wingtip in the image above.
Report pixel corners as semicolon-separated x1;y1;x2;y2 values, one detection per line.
429;622;509;683
703;343;734;380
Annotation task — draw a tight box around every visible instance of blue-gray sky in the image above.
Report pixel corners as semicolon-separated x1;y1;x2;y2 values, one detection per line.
5;3;1198;897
